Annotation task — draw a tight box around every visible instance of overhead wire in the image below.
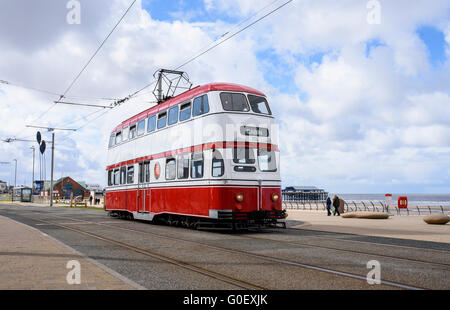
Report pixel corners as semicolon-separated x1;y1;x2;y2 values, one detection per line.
34;0;295;144
11;0;138;140
117;0;293;104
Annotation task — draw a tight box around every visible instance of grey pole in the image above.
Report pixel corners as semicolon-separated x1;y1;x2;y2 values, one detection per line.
13;159;17;188
31;146;35;198
50;131;55;207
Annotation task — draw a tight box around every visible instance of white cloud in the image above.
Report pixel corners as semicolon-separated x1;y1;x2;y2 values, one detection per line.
0;0;449;193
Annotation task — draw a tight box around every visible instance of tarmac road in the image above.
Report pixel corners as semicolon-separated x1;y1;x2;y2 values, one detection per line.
0;203;449;290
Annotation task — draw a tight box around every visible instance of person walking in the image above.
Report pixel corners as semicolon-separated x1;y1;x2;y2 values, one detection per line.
326;196;332;216
89;195;93;206
332;195;341;216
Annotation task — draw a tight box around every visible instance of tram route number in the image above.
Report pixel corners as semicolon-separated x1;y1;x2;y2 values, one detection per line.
183;294;268;308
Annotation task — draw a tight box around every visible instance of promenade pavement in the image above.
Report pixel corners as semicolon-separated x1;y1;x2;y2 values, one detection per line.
0;214;141;290
287;210;450;244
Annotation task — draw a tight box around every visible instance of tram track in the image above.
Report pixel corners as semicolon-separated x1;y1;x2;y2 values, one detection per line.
28;210;449;267
285;227;450;254
1;208;435;290
231;231;450;269
9;212;266;290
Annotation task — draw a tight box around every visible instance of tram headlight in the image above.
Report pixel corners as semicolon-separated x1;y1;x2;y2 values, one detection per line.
235;193;244;202
271;193;279;202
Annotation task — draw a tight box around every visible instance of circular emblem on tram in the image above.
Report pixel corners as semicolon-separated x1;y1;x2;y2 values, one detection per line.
154;162;161;179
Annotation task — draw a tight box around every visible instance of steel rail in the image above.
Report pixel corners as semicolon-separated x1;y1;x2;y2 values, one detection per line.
6;209;429;290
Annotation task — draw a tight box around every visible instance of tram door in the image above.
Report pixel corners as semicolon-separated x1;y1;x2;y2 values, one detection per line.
137;162;151;213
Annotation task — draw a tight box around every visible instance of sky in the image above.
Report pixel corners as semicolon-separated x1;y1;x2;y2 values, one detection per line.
0;0;449;194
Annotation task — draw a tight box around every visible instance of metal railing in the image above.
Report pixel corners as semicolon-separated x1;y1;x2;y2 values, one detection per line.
282;200;450;215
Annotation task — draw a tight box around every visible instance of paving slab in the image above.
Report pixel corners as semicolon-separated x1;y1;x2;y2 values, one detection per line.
0;215;141;290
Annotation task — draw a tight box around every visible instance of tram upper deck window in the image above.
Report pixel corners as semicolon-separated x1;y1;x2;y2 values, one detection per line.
233;147;255;165
247;95;272;115
115;131;122;144
148;115;156;133
137;120;145;136
122;127;129;141
191;152;204;179
257;149;277;172
129;124;137;139
109;135;115;148
179;102;191;121
168;106;179;126
193;95;210;116
158;111;167;129
220;93;249;112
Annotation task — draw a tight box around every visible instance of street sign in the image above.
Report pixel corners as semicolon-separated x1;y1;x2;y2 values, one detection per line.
40;140;46;154
36;131;41;145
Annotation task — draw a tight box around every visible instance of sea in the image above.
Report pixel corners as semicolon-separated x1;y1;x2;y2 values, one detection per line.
336;194;450;207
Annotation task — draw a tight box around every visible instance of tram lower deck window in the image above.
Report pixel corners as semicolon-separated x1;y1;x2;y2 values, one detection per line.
108;170;113;186
127;166;135;184
114;169;120;185
177;155;189;179
191;152;204;179
212;150;224;177
258;149;277;172
166;158;176;180
120;167;126;184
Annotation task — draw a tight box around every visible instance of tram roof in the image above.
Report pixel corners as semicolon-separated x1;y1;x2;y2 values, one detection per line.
112;83;266;133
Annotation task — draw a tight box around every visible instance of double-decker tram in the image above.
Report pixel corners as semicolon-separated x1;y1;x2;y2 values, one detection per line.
105;79;285;229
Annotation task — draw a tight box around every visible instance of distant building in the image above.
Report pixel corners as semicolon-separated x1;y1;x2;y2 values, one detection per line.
282;186;328;202
0;180;7;193
37;177;89;199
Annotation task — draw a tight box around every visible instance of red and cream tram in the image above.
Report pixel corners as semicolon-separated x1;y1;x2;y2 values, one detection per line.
105;82;285;229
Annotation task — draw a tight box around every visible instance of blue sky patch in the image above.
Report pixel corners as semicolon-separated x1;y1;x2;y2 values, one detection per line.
256;48;299;94
365;39;385;58
417;26;447;67
141;0;238;23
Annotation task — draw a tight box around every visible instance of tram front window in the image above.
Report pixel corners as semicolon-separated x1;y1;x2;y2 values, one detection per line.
220;93;249;112
247;95;272;115
233;147;255;165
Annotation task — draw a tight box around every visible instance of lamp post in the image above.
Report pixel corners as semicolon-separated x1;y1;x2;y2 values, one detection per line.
13;159;17;188
31;146;35;198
